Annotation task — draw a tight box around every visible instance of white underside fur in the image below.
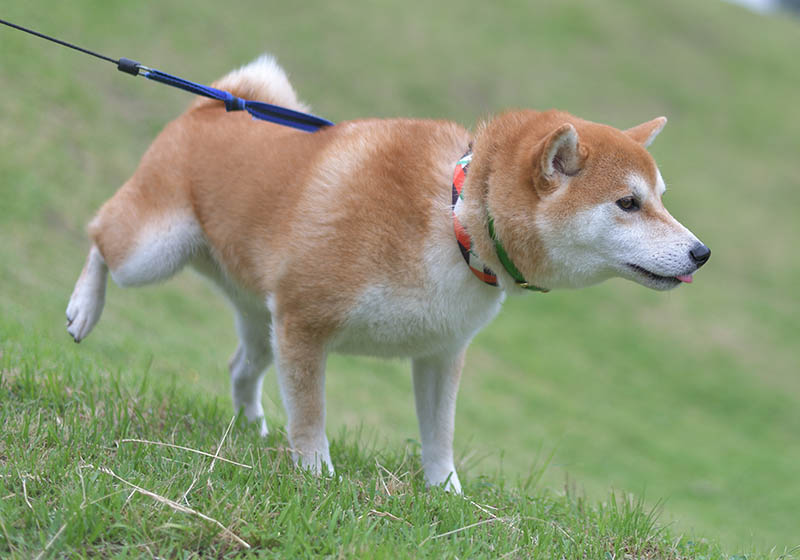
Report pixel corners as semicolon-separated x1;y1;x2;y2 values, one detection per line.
333;241;503;358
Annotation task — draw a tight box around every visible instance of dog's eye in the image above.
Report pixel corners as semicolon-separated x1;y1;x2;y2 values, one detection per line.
616;196;640;212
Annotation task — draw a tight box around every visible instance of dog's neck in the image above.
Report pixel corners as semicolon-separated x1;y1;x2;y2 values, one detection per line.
451;150;548;293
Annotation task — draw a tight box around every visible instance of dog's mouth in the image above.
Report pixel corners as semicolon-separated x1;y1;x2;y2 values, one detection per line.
626;263;693;286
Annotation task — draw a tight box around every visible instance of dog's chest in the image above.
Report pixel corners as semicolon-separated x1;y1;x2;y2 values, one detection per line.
331;245;505;358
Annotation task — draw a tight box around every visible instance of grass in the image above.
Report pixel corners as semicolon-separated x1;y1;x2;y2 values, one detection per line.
0;336;768;559
1;0;799;556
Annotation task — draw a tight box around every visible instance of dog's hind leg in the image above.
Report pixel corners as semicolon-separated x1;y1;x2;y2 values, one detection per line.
229;301;273;436
98;212;203;289
412;348;467;493
270;307;333;475
66;174;202;341
191;254;274;436
66;245;108;342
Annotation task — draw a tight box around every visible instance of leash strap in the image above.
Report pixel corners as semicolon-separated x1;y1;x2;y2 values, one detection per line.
1;18;335;133
140;66;335;132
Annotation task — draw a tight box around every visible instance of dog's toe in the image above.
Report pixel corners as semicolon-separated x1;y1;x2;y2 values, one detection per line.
67;316;85;342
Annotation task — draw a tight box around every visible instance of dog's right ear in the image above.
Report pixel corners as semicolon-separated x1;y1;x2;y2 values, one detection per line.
625;117;667;148
536;123;585;191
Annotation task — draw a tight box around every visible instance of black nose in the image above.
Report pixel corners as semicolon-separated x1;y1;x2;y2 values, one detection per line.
689;243;711;267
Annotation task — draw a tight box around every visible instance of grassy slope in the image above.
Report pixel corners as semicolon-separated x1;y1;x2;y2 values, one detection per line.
1;0;798;553
1;339;748;559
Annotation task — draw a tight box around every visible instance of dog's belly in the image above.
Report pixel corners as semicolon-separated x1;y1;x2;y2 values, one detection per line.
330;283;504;358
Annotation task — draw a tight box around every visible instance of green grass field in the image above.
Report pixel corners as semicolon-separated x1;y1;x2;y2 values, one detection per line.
0;342;750;559
1;0;798;557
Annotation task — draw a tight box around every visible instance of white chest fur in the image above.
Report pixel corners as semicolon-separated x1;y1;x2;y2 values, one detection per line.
332;239;505;358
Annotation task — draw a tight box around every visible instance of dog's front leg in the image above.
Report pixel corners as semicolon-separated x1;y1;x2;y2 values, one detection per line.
412;348;467;493
271;322;333;475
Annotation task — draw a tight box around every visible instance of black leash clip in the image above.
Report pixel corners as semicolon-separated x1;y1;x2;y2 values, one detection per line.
117;57;142;76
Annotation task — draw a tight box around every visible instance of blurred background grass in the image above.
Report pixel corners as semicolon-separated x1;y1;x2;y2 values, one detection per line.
1;0;798;551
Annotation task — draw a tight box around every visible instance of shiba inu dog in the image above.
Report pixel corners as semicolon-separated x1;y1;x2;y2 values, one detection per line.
66;55;710;492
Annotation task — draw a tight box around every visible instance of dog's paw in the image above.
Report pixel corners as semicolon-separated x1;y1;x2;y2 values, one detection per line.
292;446;335;477
256;416;269;438
442;473;462;494
236;403;269;438
65;284;105;343
424;467;462;494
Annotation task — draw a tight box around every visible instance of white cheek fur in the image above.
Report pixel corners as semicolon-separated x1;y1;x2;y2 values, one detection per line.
536;188;702;288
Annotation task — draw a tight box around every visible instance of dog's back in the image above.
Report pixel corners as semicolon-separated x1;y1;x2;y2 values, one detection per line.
87;55;469;299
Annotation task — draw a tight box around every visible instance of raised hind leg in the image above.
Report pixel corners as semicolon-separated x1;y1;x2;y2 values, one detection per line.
66;177;202;342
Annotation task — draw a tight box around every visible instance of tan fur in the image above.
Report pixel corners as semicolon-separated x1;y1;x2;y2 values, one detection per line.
68;57;707;489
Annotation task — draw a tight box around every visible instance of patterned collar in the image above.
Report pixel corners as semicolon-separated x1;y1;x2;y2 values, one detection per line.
451;151;548;292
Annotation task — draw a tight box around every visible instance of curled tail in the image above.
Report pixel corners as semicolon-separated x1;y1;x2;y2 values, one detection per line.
196;54;311;113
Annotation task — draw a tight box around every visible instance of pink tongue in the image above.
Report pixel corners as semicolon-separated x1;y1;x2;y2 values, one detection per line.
676;274;693;283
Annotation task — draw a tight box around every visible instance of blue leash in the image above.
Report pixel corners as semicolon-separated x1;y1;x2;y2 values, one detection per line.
118;58;334;132
1;18;335;133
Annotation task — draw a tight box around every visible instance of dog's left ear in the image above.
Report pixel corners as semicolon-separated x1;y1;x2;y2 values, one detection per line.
539;123;585;182
625;117;667;148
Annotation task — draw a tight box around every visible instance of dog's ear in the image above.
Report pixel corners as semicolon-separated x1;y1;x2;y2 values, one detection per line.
539;123;585;185
625;117;667;148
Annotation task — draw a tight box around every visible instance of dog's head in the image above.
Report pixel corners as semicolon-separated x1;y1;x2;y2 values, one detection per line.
480;110;710;291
